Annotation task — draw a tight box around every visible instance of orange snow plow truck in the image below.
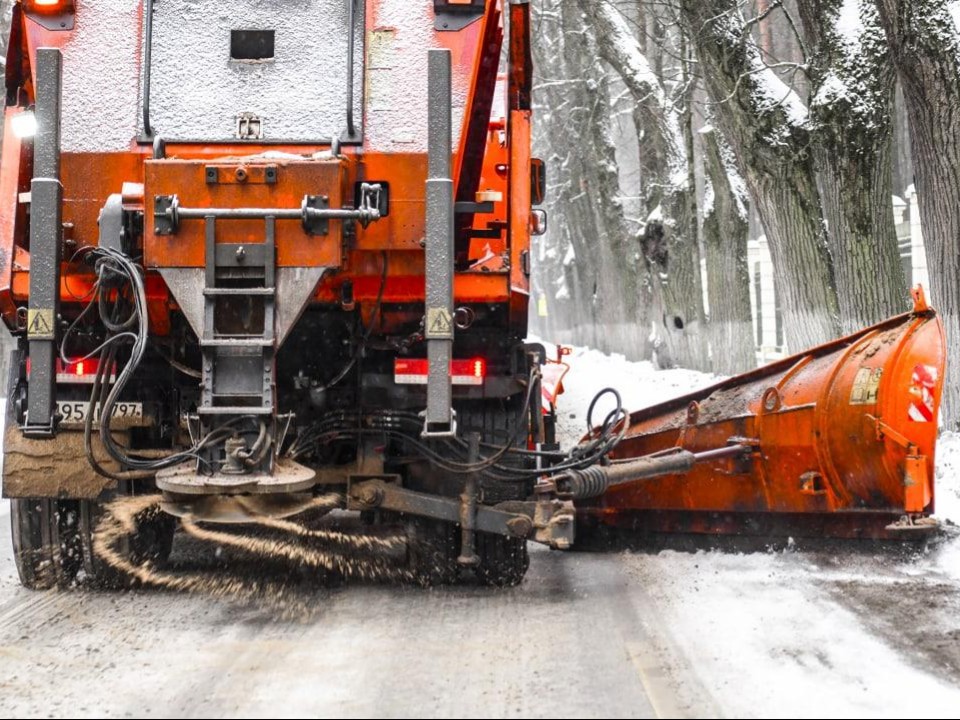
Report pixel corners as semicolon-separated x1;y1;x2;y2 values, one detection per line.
0;0;946;590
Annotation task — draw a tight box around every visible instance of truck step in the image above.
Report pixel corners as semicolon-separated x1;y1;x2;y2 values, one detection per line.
203;287;275;296
196;406;273;416
200;338;274;348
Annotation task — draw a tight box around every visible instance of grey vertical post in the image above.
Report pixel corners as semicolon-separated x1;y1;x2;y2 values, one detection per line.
422;49;455;437
457;432;481;566
25;48;63;436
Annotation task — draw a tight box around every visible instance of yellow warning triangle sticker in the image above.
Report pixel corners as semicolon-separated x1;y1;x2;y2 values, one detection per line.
27;309;54;337
426;307;453;338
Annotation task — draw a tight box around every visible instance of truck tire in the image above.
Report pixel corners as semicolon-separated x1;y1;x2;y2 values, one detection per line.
475;532;529;587
10;498;82;590
78;498;175;588
395;385;536;587
406;517;461;586
457;396;535;505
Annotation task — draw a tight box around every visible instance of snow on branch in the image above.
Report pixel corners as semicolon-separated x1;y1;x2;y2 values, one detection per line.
753;64;808;126
808;0;892;135
700;125;749;222
698;6;811;145
584;1;688;188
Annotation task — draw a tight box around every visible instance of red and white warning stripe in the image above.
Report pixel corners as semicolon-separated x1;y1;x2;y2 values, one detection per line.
908;363;938;423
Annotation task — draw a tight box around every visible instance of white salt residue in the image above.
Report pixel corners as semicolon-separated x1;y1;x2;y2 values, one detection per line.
60;0;142;152
144;0;363;142
365;0;469;153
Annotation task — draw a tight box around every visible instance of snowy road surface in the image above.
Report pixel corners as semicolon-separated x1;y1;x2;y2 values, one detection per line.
0;346;959;718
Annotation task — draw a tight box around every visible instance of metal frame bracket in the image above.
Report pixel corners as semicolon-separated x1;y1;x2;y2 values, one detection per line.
301;194;330;236
433;0;485;31
154;194;180;235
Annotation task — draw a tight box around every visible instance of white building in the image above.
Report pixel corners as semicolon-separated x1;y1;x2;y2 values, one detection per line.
745;194;925;365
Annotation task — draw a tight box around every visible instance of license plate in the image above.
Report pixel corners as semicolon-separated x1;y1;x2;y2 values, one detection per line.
56;401;144;427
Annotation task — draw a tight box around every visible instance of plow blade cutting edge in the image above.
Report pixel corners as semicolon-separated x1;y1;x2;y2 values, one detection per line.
577;289;947;540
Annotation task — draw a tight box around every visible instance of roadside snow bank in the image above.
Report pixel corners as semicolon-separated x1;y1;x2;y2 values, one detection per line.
539;342;719;449
935;431;960;523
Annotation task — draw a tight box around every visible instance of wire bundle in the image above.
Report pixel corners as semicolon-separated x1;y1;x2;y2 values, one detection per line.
286;380;629;482
60;247;251;479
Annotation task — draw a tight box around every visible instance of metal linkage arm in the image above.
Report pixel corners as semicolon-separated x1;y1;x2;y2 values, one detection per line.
153;183;384;236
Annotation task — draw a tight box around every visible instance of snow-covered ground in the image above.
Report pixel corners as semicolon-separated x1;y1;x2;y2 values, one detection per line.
545;343;719;452
551;342;960;717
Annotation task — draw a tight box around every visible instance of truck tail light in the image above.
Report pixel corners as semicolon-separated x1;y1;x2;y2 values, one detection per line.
25;357;113;384
24;0;76;31
395;358;486;386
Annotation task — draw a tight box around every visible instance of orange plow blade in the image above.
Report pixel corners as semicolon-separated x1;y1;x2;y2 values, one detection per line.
579;290;947;540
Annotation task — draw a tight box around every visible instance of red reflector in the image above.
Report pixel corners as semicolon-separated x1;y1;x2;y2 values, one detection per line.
25;0;76;23
26;358;105;383
53;358;111;384
27;0;72;11
394;358;487;386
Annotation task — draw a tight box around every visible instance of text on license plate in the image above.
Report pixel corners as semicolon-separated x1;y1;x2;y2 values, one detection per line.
56;401;144;426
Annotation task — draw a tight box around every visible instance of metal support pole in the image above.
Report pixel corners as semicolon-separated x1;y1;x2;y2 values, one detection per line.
422;49;455;437
457;432;481;567
25;48;63;437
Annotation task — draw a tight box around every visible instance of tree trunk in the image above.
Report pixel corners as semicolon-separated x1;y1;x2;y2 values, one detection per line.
875;0;960;428
756;0;776;58
529;0;649;357
891;81;913;196
701;128;756;374
583;0;709;370
678;0;841;352
798;0;909;334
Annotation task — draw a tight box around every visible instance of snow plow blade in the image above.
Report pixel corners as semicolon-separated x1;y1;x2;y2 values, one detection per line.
578;289;946;540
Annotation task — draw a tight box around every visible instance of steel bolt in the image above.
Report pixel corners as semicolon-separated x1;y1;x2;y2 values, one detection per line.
506;516;534;538
354;485;383;506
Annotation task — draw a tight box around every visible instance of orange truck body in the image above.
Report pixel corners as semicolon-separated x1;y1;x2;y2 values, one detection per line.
0;0;531;336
